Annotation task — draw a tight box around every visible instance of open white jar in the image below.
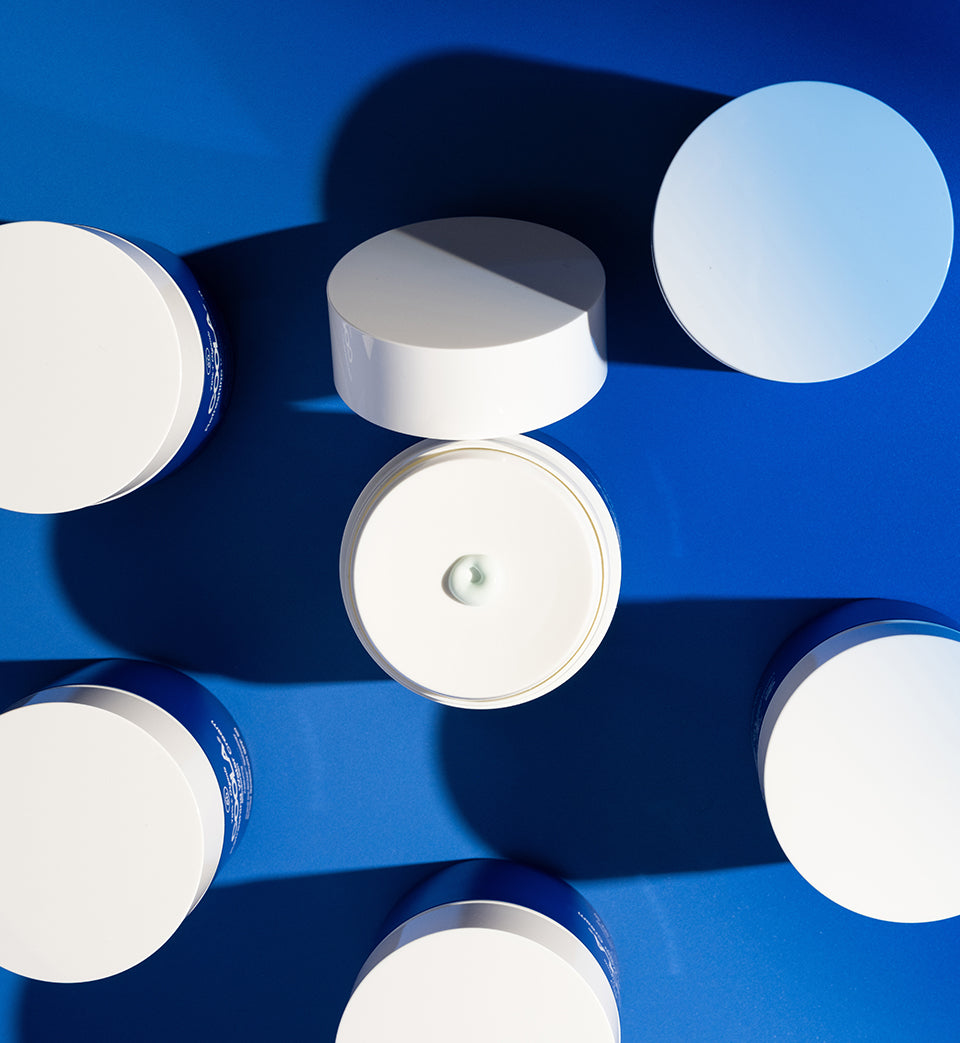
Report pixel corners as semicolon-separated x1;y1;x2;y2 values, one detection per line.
329;217;619;706
0;659;252;981
0;221;227;513
340;435;620;707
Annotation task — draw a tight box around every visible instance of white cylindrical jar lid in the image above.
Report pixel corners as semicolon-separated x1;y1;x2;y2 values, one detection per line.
757;618;960;922
327;216;606;438
336;901;619;1042
340;436;620;707
0;686;224;981
0;221;206;513
652;81;953;382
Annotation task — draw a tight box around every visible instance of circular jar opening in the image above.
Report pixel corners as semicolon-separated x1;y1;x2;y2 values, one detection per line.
756;600;960;922
0;221;227;513
340;436;620;707
0;659;252;981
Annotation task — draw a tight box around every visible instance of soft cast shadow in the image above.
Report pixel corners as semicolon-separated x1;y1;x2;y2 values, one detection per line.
51;225;413;683
439;597;843;879
18;863;449;1043
323;50;731;371
0;660;90;712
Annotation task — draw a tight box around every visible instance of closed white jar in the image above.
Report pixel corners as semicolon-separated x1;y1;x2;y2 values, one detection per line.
0;221;227;513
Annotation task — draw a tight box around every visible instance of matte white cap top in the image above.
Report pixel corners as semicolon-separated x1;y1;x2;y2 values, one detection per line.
652;81;953;382
337;902;620;1042
0;221;205;513
758;621;960;922
341;436;620;707
0;689;224;981
327;217;606;437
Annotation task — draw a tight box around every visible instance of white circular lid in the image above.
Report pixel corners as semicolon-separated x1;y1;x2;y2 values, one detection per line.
341;436;620;707
0;695;221;981
652;81;953;382
337;902;619;1042
0;221;202;513
327;216;607;438
758;621;960;922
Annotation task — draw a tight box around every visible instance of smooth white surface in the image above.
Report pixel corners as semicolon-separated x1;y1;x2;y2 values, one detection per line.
327;216;606;437
341;437;620;707
0;689;223;981
337;902;619;1043
760;622;960;922
652;81;953;382
0;221;204;513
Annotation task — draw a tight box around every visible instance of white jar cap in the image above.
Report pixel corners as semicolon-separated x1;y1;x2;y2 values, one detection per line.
336;901;619;1042
327;216;606;437
0;686;224;981
340;436;620;707
0;222;206;513
757;618;960;921
652;81;953;382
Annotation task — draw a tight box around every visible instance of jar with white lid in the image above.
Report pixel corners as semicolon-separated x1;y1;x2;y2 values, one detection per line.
328;216;620;706
755;599;960;922
336;859;621;1043
0;221;228;513
0;658;252;981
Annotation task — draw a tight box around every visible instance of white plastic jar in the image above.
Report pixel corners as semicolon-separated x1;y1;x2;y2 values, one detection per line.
340;435;620;707
0;221;227;513
329;217;620;706
0;659;252;981
337;860;621;1042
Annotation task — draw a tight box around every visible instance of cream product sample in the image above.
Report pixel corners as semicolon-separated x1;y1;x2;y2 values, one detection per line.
0;221;227;513
336;860;621;1043
330;217;618;705
340;435;620;707
327;216;606;439
652;81;953;381
754;600;960;922
0;659;252;982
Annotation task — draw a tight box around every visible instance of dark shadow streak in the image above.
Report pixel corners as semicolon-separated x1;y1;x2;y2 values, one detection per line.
51;225;414;683
439;597;843;878
323;51;732;370
18;863;449;1043
0;660;91;712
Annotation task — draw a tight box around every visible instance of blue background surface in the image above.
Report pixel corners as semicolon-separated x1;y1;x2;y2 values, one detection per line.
1;1;959;1039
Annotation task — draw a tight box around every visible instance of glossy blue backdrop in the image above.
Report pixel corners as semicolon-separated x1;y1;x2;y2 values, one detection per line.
1;1;959;1040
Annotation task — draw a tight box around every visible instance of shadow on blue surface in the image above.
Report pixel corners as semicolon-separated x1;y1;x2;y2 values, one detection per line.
440;597;843;878
18;862;447;1043
0;660;90;712
51;56;730;681
323;51;731;370
52;225;413;683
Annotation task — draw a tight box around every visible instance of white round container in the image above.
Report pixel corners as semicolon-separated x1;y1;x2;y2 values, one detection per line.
0;221;227;513
327;216;606;438
0;659;252;982
336;860;620;1043
652;81;953;382
340;435;620;707
754;600;960;922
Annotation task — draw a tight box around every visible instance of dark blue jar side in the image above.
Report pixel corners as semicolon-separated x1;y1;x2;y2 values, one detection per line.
48;659;252;862
752;599;960;764
380;859;619;1003
124;235;231;478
